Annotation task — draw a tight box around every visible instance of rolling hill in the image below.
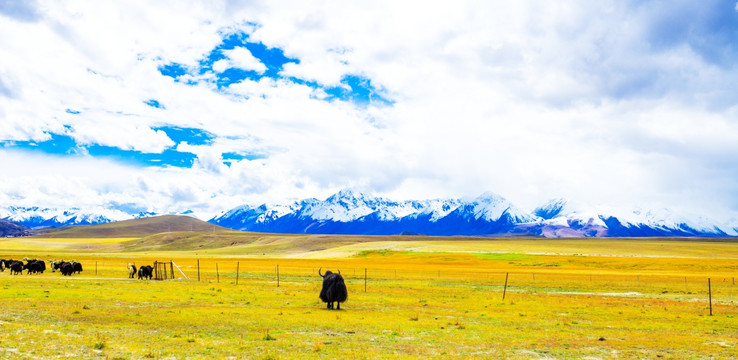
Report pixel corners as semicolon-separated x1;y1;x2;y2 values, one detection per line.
34;215;228;238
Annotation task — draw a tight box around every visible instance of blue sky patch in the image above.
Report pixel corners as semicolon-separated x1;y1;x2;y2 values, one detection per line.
158;63;188;79
325;75;393;106
157;29;393;106
222;152;266;165
0;127;264;169
0;132;197;168
153;126;215;146
87;145;197;167
144;99;164;109
199;31;299;85
0;133;79;156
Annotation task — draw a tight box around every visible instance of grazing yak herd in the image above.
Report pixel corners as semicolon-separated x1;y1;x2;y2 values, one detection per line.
1;258;349;309
0;259;82;276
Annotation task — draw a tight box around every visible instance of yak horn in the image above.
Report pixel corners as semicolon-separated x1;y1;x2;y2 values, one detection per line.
338;269;341;275
318;267;324;278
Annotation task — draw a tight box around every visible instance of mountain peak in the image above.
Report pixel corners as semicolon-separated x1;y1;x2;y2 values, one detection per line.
534;198;568;220
474;191;505;202
326;189;368;202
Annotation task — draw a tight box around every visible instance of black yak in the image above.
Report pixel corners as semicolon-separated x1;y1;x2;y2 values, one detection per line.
9;261;23;275
138;265;153;280
23;260;45;274
72;262;83;274
318;268;348;310
59;262;74;276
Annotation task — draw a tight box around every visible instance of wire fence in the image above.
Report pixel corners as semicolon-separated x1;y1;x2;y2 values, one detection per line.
10;257;731;309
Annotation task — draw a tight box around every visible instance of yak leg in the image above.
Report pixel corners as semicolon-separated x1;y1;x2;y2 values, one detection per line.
336;302;341;310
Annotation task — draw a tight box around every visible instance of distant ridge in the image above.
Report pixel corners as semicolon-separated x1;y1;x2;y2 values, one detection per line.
6;190;738;238
35;215;229;238
0;219;29;237
210;190;738;238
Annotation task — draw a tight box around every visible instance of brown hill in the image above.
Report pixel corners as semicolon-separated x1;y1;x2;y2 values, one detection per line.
33;215;229;238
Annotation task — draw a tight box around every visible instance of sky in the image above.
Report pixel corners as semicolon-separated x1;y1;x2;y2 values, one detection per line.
1;0;738;221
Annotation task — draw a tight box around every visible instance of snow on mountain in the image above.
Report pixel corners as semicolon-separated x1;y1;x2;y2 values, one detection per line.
467;192;535;223
534;198;567;219
600;207;730;236
1;206;136;228
535;199;607;228
5;190;733;237
213;190;738;237
299;189;380;222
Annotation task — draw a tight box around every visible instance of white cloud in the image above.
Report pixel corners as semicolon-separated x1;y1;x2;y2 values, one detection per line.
1;1;738;221
222;46;267;73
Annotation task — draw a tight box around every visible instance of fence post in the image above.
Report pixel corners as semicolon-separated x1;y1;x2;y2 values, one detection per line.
277;265;280;287
708;278;713;316
236;262;240;285
503;272;509;300
216;263;219;283
170;261;174;280
197;259;200;282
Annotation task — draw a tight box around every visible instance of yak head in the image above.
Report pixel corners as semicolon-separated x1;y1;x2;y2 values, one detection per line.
318;268;341;278
49;260;63;271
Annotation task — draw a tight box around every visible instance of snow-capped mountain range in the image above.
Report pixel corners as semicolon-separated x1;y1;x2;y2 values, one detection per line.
209;190;738;237
0;206;135;228
3;190;737;237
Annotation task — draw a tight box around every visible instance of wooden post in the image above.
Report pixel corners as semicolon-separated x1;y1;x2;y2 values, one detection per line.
277;265;280;287
236;262;240;285
503;272;509;300
708;278;713;316
216;263;219;283
197;259;201;282
170;261;174;280
364;268;367;293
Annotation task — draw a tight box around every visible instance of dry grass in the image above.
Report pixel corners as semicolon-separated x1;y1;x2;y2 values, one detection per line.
0;233;737;358
0;253;736;358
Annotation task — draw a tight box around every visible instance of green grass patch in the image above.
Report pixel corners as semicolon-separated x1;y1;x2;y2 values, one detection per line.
472;253;536;261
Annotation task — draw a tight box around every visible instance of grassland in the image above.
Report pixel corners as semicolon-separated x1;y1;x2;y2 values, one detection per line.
1;218;736;358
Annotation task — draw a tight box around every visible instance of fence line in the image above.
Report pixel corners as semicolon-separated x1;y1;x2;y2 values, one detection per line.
5;258;736;309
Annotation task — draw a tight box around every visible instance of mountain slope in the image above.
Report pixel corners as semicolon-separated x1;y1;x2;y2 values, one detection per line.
211;191;539;236
35;215;229;238
1;206;134;228
212;191;738;238
0;219;29;237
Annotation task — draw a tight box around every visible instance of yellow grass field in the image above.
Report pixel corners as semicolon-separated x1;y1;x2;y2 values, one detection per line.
1;232;737;359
